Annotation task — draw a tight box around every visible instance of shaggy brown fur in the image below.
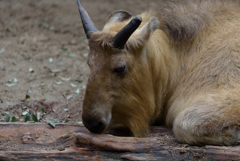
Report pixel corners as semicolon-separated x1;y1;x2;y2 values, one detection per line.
82;0;240;145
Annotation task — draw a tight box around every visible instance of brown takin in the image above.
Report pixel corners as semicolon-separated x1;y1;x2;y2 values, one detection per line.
77;0;240;145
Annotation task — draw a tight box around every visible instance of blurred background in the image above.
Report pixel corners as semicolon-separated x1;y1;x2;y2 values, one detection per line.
0;0;167;124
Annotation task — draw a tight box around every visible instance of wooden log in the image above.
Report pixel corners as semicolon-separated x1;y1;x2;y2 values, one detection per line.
0;123;239;160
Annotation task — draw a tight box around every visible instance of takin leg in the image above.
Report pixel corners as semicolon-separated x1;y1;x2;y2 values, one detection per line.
173;92;240;146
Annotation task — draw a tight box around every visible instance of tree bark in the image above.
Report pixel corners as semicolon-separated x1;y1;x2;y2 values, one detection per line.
0;123;239;160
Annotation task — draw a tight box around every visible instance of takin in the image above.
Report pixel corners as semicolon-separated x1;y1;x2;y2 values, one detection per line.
77;0;240;146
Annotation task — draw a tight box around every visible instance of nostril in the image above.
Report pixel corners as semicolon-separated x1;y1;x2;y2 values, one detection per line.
88;121;105;133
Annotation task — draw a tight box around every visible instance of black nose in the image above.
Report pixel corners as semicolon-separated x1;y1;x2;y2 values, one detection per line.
85;121;106;134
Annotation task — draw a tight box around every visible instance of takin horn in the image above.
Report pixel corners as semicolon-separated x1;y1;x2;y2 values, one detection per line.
113;16;142;49
77;0;98;39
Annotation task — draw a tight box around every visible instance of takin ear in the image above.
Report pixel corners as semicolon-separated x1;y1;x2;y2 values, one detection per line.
135;16;160;42
103;10;132;31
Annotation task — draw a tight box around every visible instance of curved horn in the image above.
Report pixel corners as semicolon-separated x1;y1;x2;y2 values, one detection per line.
113;16;142;49
77;0;98;39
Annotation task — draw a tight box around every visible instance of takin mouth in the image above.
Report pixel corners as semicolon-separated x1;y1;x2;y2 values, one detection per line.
84;118;133;136
83;120;109;134
105;127;134;137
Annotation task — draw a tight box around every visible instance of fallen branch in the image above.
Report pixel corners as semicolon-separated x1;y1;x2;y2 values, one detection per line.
0;123;239;160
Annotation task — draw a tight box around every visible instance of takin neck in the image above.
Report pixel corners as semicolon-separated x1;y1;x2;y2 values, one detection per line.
145;29;182;125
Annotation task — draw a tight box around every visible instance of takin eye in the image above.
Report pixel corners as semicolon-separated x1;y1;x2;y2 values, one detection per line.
114;65;126;74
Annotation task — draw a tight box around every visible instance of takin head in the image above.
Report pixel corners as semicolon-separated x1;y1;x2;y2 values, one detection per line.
77;0;160;136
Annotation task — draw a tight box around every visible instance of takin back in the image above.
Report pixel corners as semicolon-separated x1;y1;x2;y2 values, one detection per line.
77;0;240;145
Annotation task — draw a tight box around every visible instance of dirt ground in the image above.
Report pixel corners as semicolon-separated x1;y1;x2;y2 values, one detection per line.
0;0;168;124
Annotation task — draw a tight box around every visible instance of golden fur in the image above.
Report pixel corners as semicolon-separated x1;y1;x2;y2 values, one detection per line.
82;0;240;145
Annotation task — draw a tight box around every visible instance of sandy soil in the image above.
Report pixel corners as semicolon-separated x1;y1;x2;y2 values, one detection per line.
0;0;166;124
